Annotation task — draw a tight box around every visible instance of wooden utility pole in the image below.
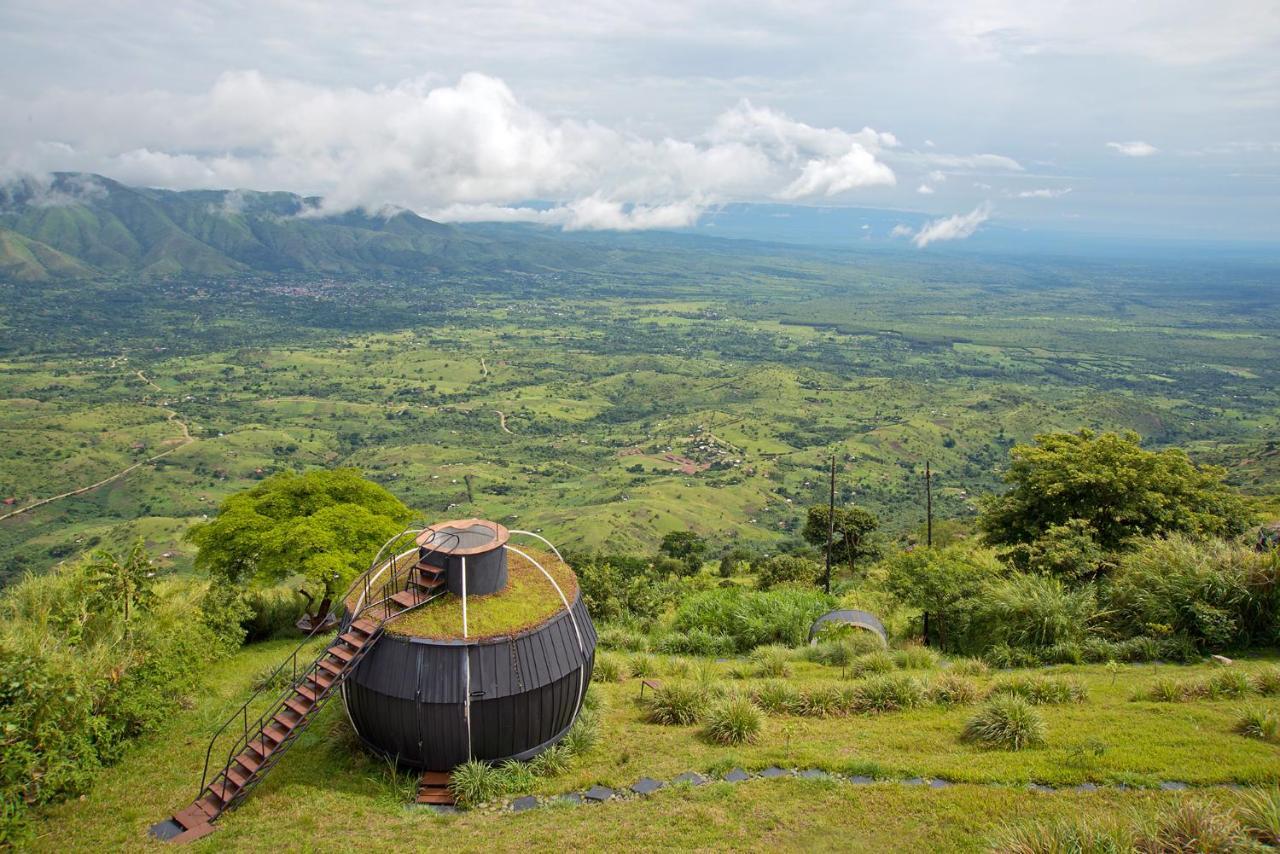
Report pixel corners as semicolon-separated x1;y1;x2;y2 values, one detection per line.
925;460;933;548
824;454;836;594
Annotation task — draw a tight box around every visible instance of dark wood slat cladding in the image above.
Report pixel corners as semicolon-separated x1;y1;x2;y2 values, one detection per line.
344;593;595;771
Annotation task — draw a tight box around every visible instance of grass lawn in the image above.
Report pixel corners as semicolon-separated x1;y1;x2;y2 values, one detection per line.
379;547;578;640
27;640;1280;852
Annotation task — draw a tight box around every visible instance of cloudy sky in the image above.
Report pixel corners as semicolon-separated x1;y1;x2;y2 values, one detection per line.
2;1;1278;243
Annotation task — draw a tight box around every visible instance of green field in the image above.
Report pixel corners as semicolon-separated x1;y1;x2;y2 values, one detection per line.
1;239;1277;582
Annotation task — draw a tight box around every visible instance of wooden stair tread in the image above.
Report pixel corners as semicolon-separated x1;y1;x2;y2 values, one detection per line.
318;657;345;675
419;770;451;785
224;765;250;788
351;618;380;634
171;822;217;844
174;804;212;830
233;752;261;774
338;631;367;648
329;645;355;662
283;697;312;717
416;790;455;805
390;590;423;608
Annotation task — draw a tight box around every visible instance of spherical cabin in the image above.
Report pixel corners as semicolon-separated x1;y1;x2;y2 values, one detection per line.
341;519;596;771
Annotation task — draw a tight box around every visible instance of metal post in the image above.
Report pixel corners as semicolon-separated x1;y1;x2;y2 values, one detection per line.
926;460;933;549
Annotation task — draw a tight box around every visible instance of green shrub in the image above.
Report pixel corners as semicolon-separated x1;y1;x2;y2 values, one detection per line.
1042;642;1083;665
850;650;896;678
929;674;981;707
755;555;821;591
644;683;709;725
804;640;857;667
989;675;1087;705
627;653;658;678
852;675;925;713
949;657;991;677
250;663;295;693
974;573;1098;651
672;587;837;652
449;760;505;808
655;628;736;657
703;697;763;745
893;644;940;670
750;681;801;715
983;644;1043;669
1235;708;1279;742
592;653;622;683
963;696;1046;750
1143;677;1189;703
1109;536;1280;652
1252;666;1280;697
749;644;794;678
240;584;307;642
494;758;536;792
596;624;650;652
1236;786;1280;847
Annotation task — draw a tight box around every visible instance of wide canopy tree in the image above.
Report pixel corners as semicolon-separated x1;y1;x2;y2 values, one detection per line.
187;468;413;622
802;504;880;574
979;429;1250;553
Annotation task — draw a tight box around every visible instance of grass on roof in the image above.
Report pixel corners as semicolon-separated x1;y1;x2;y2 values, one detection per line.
381;546;580;640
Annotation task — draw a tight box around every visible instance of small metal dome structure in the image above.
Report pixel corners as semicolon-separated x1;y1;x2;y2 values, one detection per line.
808;608;887;645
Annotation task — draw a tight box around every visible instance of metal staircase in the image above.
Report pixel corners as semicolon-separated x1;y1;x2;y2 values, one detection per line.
153;528;457;844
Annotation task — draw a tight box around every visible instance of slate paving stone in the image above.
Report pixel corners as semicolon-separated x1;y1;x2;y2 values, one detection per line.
426;805;458;814
511;796;539;812
1029;783;1056;793
631;778;664;795
558;793;584;805
799;769;829;780
849;775;875;785
585;785;615;802
673;772;708;786
1073;783;1099;793
928;779;950;789
903;777;925;786
760;767;791;779
724;768;751;783
1160;782;1188;791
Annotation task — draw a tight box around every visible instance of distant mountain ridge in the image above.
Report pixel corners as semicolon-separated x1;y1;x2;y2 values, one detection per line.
0;173;582;281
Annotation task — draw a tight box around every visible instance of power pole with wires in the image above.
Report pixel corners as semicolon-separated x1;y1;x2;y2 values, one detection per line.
824;454;836;594
926;459;933;549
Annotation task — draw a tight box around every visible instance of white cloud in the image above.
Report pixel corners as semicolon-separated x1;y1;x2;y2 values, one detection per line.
927;170;947;182
1016;187;1072;198
1107;140;1159;157
890;223;915;238
907;152;1024;172
916;183;935;194
0;74;909;229
911;202;993;247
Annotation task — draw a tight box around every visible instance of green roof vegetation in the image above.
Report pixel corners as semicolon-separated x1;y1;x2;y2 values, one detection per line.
383;546;579;640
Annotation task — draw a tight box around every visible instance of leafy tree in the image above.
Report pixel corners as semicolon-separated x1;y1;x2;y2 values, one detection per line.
879;544;1004;649
186;469;413;622
85;540;157;633
980;430;1251;553
1006;518;1111;580
659;530;708;574
802;504;880;574
754;554;821;591
718;547;754;578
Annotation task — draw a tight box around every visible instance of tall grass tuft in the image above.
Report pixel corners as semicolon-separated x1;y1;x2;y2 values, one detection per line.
749;644;794;678
1236;785;1280;847
592;653;622;683
449;760;504;808
850;650;896;678
751;681;801;715
644;683;709;725
528;744;571;778
627;653;658;678
989;675;1087;705
852;675;926;713
1133;800;1244;853
1252;666;1280;697
929;674;982;707
991;818;1131;854
1205;669;1253;700
1235;707;1279;742
703;697;763;745
894;644;940;670
963;696;1046;750
949;657;991;678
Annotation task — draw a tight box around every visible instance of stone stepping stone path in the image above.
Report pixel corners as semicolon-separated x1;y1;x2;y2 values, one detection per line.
631;777;664;795
487;770;1228;815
